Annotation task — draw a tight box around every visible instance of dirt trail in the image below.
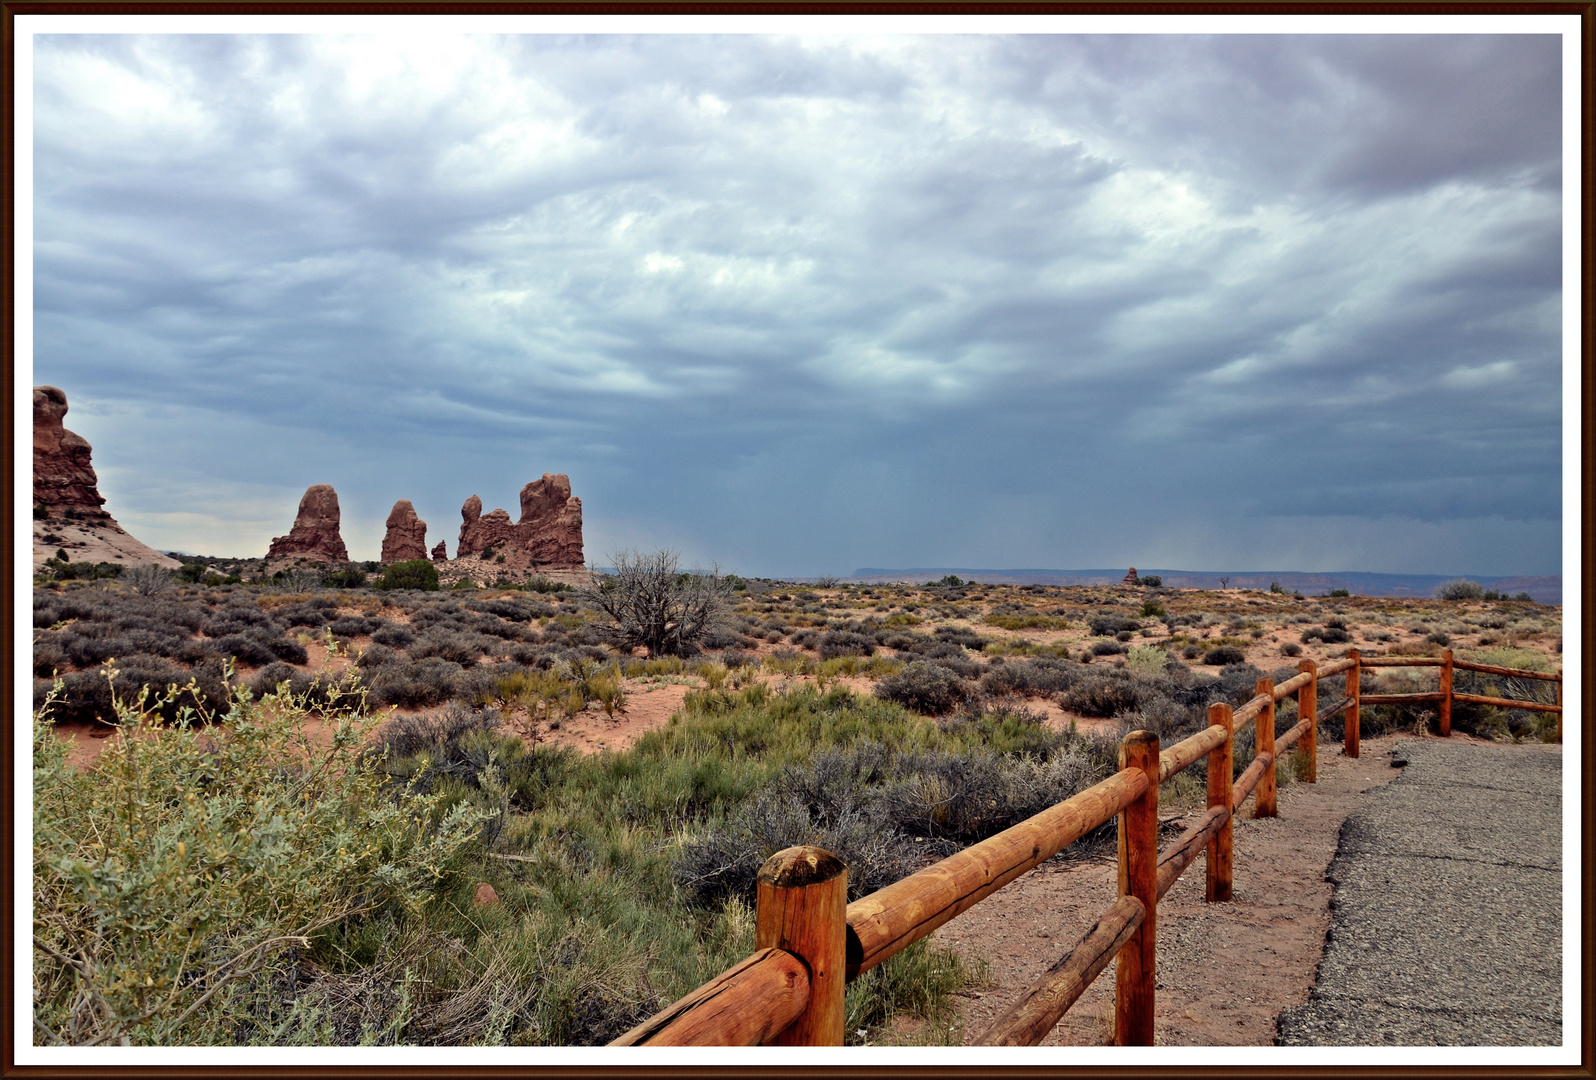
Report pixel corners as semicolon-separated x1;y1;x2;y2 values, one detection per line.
933;732;1424;1046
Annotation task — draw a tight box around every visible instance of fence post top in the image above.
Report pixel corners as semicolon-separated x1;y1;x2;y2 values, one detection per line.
1118;729;1160;751
1256;676;1273;693
1207;701;1233;722
1298;658;1317;673
758;846;847;888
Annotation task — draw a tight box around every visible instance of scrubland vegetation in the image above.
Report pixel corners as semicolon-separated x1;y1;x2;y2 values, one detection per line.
32;565;1562;1044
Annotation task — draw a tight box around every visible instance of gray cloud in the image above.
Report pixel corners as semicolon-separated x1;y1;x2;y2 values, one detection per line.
29;32;1564;576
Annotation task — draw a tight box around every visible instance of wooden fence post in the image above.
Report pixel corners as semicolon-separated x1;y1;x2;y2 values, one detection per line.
1206;702;1233;903
1556;674;1563;742
1115;730;1159;1047
1345;649;1361;758
1439;649;1453;737
756;846;847;1046
1255;678;1276;817
1298;660;1317;784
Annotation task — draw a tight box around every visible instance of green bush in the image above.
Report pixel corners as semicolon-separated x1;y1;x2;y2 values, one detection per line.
1124;646;1168;677
1202;645;1247;666
1328;588;1350;597
32;679;491;1046
1435;578;1485;600
323;565;371;589
377;560;440;591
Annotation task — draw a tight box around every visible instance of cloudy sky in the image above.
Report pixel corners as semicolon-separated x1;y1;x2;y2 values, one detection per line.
23;24;1571;577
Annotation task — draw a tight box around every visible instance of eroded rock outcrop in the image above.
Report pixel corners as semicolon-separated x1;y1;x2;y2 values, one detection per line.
381;500;429;564
267;484;349;563
432;541;449;563
34;386;108;520
32;386;180;570
456;473;584;570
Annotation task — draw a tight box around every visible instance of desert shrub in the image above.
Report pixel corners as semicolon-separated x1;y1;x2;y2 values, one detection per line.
209;632;293;668
585;549;732;657
378;560;441;592
1281;642;1302;657
1300;625;1350;644
123;564;175;596
874;661;971;716
370;622;415;648
1435;578;1486;601
204;605;279;636
979;658;1077;698
933;625;988;651
1140;600;1166;618
1088;615;1141;637
246;663;365;707
329;615;380;637
1138;575;1162;588
1059;671;1139;717
1202;645;1247;666
1091;640;1126;657
32;683;491;1047
1124;646;1168;677
410;630;500;668
674;789;921;909
1182;644;1201;660
34;635;66;677
276;603;331;628
1328;588;1351;597
1426;630;1451;646
41;656;233;726
322;565;371;589
367;659;464;709
820;630;877;659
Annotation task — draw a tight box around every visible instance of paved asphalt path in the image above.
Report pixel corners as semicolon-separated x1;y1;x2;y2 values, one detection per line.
1276;738;1563;1046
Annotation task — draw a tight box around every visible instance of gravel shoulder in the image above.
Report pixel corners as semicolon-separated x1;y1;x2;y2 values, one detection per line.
932;732;1418;1046
1276;737;1562;1046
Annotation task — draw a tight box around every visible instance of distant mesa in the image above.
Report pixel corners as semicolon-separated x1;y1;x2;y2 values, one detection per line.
381;499;429;564
456;473;584;571
266;484;349;563
32;385;179;570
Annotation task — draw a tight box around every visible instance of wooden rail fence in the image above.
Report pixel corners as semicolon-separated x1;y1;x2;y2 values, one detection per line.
612;650;1562;1047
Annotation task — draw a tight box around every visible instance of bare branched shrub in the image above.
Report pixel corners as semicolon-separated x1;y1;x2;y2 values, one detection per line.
123;564;174;596
584;550;731;657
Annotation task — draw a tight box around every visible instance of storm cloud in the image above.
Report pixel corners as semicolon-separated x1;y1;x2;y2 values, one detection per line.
28;31;1565;576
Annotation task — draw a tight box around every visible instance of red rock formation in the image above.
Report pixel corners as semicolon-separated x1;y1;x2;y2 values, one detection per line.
519;474;586;566
1122;567;1139;585
456;473;584;570
34;386;108;519
380;499;428;564
32;386;179;569
267;484;349;563
431;540;448;563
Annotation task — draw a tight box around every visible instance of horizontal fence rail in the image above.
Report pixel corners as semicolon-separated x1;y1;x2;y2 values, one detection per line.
613;648;1561;1047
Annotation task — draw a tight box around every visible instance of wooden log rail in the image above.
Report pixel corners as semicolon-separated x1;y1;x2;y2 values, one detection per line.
613;650;1561;1047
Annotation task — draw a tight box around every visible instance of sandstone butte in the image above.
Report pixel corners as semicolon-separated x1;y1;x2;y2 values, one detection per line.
456;473;585;571
381;499;429;564
266;484;350;563
32;385;180;571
